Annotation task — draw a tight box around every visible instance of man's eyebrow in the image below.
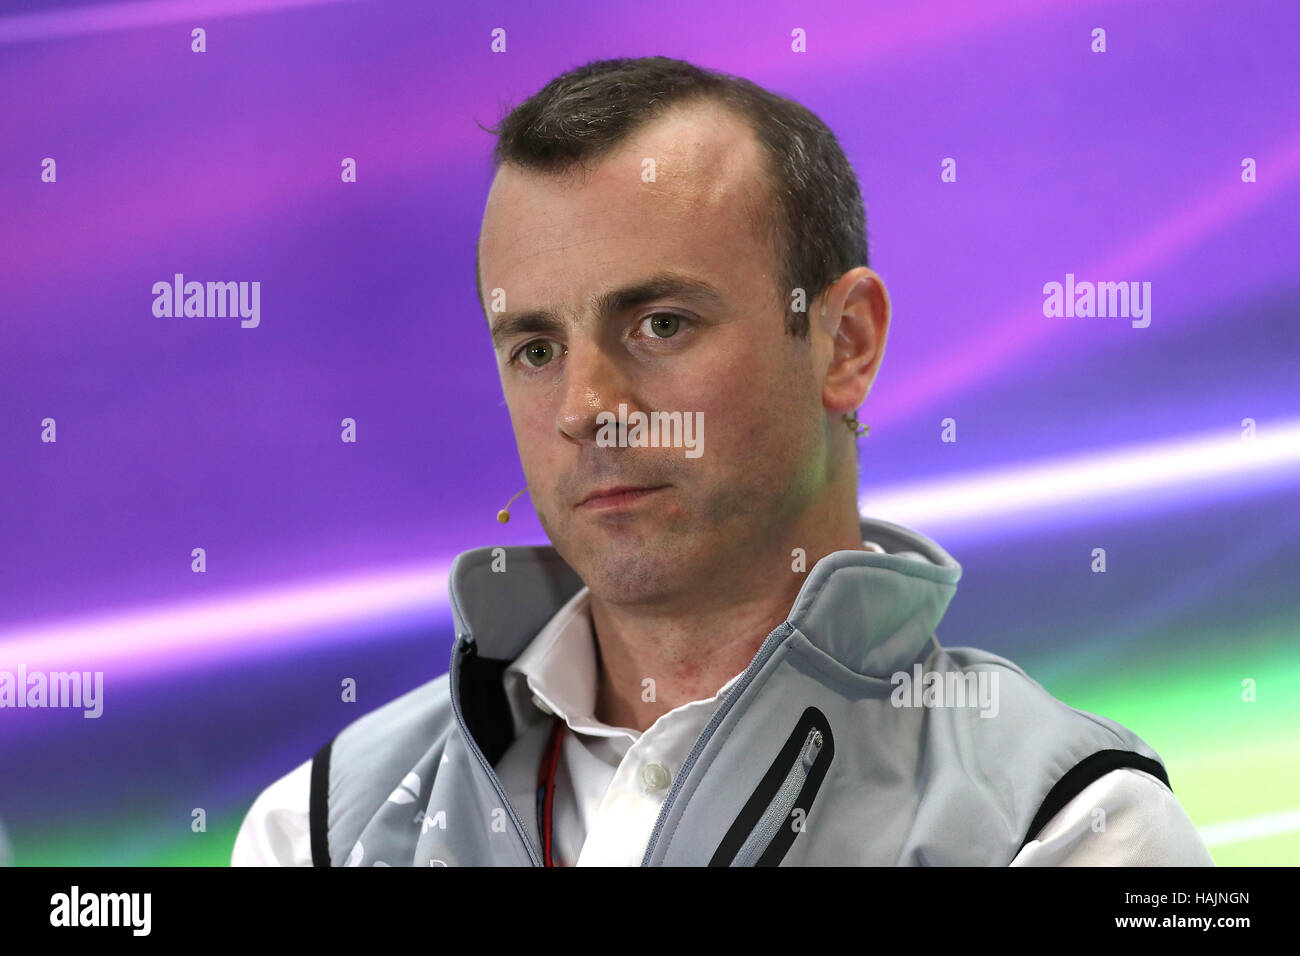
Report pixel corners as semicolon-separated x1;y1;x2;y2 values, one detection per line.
487;272;726;351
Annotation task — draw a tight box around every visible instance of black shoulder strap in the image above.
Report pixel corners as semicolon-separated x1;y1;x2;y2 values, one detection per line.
1019;748;1171;853
309;738;334;867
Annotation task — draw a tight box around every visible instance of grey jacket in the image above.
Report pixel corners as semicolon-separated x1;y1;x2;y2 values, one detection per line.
309;516;1174;866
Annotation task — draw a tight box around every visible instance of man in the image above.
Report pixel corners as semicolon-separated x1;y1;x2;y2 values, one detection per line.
232;56;1213;866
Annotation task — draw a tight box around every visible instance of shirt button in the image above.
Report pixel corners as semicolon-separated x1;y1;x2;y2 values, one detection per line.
640;763;671;793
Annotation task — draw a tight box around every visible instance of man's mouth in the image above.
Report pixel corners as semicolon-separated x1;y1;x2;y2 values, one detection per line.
576;484;670;511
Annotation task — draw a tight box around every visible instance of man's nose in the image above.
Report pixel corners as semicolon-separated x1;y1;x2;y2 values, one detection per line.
556;340;633;443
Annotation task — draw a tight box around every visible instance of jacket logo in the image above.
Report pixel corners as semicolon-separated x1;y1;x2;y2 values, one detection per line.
386;771;422;805
414;809;446;832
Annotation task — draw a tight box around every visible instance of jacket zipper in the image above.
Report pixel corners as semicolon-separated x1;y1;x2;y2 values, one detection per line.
640;621;795;865
728;725;825;866
448;633;542;866
708;705;835;866
451;615;819;867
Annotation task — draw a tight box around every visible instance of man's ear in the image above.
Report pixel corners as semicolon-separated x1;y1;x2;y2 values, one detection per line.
817;267;890;415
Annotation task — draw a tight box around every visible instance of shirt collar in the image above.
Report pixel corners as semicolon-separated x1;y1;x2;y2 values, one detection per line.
502;586;597;734
501;586;748;737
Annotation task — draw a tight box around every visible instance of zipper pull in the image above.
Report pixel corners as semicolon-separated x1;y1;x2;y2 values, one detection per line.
803;728;824;770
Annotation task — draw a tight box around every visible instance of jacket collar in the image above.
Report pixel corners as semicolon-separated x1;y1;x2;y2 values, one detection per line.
447;515;962;679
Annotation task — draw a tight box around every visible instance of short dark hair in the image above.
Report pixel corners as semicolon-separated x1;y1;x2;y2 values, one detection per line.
477;56;868;338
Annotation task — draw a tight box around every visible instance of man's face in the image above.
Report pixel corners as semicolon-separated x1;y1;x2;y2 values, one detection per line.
477;101;833;606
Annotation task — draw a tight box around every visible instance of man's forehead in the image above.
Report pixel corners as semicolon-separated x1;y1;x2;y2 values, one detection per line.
477;102;772;296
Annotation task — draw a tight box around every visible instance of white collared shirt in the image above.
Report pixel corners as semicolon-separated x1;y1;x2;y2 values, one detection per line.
232;557;1215;866
494;584;746;866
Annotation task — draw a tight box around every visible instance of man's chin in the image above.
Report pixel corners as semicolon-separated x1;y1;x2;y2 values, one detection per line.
558;526;700;604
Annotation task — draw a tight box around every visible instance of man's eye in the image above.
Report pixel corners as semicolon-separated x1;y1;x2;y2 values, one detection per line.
517;340;558;368
641;313;682;338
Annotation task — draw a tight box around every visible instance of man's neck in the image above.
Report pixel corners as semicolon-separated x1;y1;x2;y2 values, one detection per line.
589;528;867;733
